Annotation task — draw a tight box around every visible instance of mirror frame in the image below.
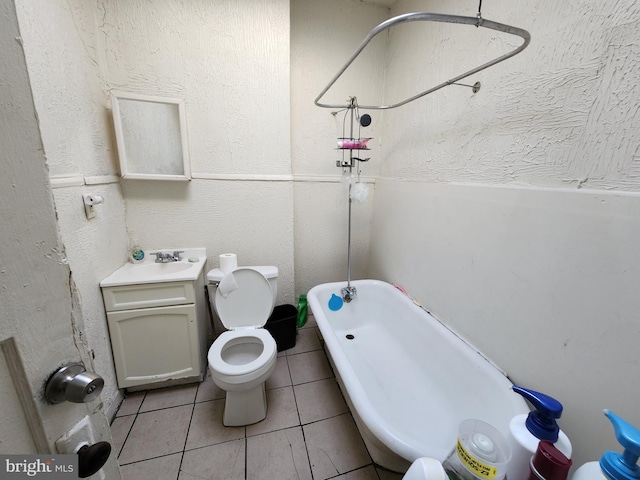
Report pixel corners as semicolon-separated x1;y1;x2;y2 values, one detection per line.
111;91;191;181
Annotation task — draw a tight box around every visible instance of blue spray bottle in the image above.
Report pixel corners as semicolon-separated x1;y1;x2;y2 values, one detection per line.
572;410;640;480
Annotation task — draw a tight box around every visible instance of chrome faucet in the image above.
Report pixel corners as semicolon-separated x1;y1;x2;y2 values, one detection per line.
341;285;357;303
150;251;184;263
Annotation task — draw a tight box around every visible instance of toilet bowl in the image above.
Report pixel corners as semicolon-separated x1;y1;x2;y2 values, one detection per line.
207;267;278;426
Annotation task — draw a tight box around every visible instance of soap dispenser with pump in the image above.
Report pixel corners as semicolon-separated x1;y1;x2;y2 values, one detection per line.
507;386;573;480
572;410;640;480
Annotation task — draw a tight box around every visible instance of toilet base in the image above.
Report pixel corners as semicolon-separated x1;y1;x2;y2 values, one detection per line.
222;382;268;426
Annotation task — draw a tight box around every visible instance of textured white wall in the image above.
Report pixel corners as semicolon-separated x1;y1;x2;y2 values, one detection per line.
1;3;121;475
99;0;291;177
380;0;640;190
17;0;292;415
368;0;640;469
16;0;127;413
291;0;387;296
99;0;295;304
121;179;295;304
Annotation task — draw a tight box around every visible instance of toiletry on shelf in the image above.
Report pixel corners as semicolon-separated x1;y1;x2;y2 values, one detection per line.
507;386;572;480
571;410;640;480
337;137;372;149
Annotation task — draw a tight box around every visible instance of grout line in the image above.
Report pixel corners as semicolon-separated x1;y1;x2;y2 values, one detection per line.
117;451;184;467
175;394;197;479
114;390;147;460
244;436;248;480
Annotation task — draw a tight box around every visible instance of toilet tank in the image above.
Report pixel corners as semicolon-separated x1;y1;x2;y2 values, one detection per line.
207;266;278;304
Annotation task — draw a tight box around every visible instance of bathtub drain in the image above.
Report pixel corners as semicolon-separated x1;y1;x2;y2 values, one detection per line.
346;334;355;340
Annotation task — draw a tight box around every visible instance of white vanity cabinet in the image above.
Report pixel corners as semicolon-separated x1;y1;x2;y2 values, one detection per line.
102;268;210;390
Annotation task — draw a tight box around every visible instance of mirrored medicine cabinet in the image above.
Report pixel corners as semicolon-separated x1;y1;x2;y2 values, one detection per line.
111;91;191;181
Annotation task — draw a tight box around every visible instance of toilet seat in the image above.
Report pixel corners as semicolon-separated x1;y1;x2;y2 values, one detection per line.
208;329;276;381
214;268;274;329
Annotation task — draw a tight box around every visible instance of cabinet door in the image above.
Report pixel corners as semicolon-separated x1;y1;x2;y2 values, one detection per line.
107;304;201;388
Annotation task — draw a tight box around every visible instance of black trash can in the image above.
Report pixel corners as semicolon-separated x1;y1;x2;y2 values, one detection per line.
265;304;297;352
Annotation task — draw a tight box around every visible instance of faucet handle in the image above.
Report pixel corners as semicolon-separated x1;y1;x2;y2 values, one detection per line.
172;251;184;260
149;252;164;262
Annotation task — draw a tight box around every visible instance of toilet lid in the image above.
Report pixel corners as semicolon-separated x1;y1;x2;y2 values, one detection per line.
214;268;274;329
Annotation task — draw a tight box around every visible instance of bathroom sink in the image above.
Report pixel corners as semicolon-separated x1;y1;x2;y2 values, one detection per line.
100;248;207;287
130;262;193;277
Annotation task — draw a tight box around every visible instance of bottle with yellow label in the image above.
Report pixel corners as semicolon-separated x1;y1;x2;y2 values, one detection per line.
443;419;512;480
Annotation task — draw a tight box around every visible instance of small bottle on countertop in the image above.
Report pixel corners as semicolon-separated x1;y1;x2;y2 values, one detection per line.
507;386;572;480
130;246;144;263
571;410;640;480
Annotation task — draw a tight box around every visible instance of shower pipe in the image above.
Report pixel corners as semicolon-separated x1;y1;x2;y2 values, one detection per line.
314;11;531;110
316;12;530;303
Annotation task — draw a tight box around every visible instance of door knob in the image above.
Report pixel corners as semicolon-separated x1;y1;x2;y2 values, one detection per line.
45;363;104;404
78;441;111;478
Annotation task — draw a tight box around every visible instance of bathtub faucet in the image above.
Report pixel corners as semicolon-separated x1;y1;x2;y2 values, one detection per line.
341;285;357;303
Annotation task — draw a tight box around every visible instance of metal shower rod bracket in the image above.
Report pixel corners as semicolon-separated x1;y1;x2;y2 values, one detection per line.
314;11;530;110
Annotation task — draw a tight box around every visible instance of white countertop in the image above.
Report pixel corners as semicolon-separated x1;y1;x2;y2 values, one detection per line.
100;248;207;287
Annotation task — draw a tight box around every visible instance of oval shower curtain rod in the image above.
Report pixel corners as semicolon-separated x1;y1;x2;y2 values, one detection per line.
314;11;531;110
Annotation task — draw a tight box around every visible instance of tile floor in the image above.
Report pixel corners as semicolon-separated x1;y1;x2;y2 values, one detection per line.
110;316;405;480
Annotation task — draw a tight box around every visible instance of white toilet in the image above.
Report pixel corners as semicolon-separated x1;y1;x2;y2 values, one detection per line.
206;266;278;426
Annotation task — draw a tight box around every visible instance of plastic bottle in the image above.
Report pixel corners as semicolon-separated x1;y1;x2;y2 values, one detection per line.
507;386;573;480
529;440;572;480
443;419;511;480
403;457;447;480
571;410;640;480
130;245;144;263
297;294;308;328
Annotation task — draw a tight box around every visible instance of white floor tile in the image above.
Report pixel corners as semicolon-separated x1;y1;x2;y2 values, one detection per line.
246;426;312;480
110;415;135;457
118;404;193;465
266;355;292;389
288;350;333;385
294;378;348;424
195;371;226;403
139;384;198;412
304;414;372;480
120;453;182;480
179;440;245;480
246;386;300;437
116;391;145;417
185;399;245;450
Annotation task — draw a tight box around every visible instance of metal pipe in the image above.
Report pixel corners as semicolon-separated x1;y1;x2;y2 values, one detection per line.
315;12;530;110
347;100;354;289
341;99;357;303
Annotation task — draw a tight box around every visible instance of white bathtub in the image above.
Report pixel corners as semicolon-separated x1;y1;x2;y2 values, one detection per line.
307;279;529;473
